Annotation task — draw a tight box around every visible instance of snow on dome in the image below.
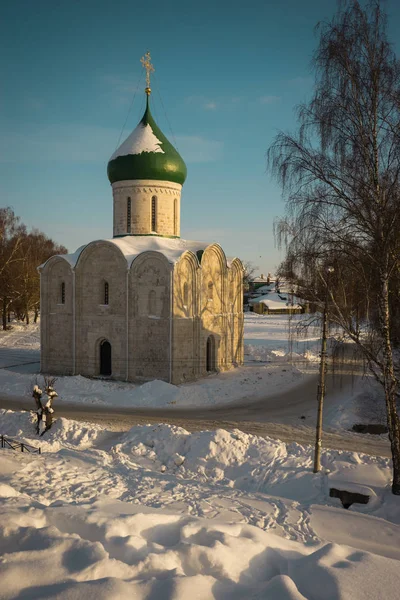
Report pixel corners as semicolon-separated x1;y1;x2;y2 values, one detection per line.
109;122;165;160
107;95;187;185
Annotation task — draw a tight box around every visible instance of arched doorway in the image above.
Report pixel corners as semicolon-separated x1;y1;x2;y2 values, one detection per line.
100;340;112;376
206;335;216;372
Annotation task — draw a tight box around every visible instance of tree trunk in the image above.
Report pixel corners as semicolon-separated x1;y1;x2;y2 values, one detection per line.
314;290;329;473
2;297;7;331
379;271;400;495
25;305;29;325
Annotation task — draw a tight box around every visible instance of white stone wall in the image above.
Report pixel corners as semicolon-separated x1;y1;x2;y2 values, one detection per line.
40;257;74;375
75;241;127;379
40;241;244;385
112;179;182;237
128;252;171;381
171;245;244;384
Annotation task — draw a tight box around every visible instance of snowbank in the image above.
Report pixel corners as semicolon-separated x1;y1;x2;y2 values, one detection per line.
0;410;399;599
2;495;400;600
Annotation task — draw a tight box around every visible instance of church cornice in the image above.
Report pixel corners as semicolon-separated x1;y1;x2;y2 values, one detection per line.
113;233;180;239
112;180;182;196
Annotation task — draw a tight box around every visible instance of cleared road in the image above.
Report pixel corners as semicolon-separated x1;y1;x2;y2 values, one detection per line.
0;371;391;457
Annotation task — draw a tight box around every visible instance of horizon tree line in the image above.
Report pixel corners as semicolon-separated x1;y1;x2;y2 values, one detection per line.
0;207;67;330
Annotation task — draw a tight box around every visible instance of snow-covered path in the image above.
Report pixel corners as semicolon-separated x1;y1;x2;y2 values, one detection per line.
0;394;390;457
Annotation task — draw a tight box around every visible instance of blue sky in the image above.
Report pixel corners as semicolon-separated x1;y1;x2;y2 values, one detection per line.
2;0;400;274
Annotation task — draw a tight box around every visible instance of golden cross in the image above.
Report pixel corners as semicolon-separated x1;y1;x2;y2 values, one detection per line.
140;51;154;94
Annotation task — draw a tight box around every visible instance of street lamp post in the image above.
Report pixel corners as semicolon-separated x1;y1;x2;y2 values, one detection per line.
313;266;334;473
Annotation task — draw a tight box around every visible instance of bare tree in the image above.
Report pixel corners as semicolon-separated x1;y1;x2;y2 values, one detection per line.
0;208;26;330
0;209;67;328
32;376;58;436
242;261;259;290
17;230;67;324
269;1;400;493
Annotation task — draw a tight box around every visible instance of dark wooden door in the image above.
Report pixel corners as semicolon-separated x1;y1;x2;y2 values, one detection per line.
100;340;112;376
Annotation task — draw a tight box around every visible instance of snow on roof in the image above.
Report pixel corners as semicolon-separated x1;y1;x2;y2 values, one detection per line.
248;292;301;310
110;122;165;160
256;284;275;294
110;236;210;268
44;236;234;270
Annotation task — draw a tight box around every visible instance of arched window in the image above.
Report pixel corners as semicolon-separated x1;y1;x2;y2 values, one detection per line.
148;289;156;315
127;197;131;233
104;282;109;305
61;282;65;304
183;282;189;307
151;196;157;232
174;198;177;236
208;281;213;300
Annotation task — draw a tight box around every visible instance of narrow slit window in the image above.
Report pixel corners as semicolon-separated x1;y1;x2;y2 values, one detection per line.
148;289;156;315
151;196;157;232
183;282;189;306
229;281;234;304
104;282;109;305
61;282;65;304
174;198;177;236
208;281;213;300
127;197;131;233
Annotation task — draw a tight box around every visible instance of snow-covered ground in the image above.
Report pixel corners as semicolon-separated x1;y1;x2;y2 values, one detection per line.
0;314;318;398
0;318;398;598
0;315;319;409
0;315;385;433
1;409;399;599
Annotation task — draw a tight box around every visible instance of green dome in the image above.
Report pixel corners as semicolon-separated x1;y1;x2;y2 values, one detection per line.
107;96;187;185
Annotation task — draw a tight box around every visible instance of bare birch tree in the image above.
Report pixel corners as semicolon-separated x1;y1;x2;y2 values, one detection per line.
268;0;400;493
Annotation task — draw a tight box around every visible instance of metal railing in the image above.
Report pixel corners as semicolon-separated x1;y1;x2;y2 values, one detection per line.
0;435;41;454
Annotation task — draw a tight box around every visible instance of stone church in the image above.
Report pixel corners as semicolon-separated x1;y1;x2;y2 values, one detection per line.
39;58;244;384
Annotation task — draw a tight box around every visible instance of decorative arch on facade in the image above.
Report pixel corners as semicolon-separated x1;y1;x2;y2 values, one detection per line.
40;254;74;275
229;258;244;311
40;255;74;310
74;240;127;272
130;251;171;318
200;244;228;313
75;241;127;315
174;250;199;318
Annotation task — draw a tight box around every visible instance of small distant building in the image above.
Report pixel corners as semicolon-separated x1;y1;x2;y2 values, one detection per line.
249;274;270;292
248;293;303;315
